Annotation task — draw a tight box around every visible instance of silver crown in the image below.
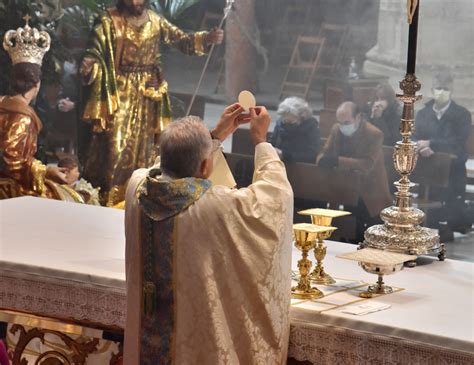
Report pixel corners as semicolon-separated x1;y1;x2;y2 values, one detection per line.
3;15;51;66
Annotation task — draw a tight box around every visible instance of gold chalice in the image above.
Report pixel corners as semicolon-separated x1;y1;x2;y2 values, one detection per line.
311;227;338;284
298;208;351;227
337;248;416;298
292;224;326;299
298;209;351;285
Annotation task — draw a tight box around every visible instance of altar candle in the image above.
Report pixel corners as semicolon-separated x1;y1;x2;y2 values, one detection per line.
407;0;420;75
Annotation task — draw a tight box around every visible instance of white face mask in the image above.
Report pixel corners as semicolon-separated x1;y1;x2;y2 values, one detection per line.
432;88;451;106
339;122;358;137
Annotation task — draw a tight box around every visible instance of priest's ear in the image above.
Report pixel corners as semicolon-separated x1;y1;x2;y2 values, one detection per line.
197;157;213;179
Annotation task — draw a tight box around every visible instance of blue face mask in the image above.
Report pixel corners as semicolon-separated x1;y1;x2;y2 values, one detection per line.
339;122;358;137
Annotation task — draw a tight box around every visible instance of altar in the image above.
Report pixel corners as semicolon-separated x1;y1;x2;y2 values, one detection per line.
0;197;473;364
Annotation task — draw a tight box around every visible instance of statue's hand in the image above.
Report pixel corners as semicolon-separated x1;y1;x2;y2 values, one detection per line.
206;27;224;45
80;57;96;78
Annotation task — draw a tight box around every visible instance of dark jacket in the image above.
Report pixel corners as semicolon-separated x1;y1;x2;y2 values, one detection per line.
415;99;472;198
317;121;392;217
269;116;320;163
415;100;471;163
369;103;401;146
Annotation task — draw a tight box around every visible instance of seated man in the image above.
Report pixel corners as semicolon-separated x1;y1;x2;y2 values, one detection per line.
317;101;392;243
270;96;321;163
124;105;294;364
415;70;472;233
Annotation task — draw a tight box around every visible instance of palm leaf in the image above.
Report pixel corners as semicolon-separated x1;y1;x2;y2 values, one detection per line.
153;0;201;20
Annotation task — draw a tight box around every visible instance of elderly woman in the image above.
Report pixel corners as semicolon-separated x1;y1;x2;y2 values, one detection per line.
368;83;401;146
269;97;320;163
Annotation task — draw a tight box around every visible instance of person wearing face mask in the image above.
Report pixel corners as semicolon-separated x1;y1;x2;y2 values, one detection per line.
369;83;401;147
269;97;321;163
415;70;472;234
317;101;392;243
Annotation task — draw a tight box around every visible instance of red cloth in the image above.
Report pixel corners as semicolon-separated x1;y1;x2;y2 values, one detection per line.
0;340;8;365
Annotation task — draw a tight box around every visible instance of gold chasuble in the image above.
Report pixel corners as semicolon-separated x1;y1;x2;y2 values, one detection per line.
82;8;208;206
124;143;294;364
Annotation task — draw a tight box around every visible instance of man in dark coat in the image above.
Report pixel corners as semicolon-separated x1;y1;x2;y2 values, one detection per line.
415;70;472;233
317;101;392;243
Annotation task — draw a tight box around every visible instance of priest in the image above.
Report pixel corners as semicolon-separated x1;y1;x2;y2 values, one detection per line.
124;105;294;364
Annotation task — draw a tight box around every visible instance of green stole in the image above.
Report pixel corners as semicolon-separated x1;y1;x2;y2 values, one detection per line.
138;168;211;364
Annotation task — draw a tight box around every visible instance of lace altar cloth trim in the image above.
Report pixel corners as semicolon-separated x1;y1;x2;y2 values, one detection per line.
288;322;474;365
0;270;126;328
2;270;473;364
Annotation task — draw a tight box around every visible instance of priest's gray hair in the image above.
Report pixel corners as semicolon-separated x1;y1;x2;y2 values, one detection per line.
277;96;313;120
159;116;213;178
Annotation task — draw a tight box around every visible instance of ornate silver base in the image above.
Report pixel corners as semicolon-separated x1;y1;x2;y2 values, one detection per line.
361;206;446;267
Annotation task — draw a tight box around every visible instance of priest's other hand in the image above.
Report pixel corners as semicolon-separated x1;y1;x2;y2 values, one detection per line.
249;106;271;145
211;103;250;141
46;166;68;184
206;27;224;45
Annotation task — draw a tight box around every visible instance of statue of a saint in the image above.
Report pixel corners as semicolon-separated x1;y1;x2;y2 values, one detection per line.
0;16;84;203
80;0;224;206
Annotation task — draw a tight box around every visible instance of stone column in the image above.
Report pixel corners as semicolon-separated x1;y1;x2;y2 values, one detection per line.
364;0;474;111
225;0;257;104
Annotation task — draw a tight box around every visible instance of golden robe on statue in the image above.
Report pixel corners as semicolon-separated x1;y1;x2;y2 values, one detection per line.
81;8;209;206
0;95;84;202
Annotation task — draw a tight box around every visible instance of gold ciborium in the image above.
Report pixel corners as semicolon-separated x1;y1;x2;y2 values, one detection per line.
337;248;416;298
292;224;325;299
298;209;351;284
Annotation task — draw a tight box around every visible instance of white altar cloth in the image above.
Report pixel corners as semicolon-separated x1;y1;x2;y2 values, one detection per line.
1;197;473;363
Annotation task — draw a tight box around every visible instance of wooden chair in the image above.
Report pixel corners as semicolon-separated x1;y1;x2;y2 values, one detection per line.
285;162;361;207
317;23;349;75
271;0;315;63
279;36;326;100
225;151;361;240
323;75;389;111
